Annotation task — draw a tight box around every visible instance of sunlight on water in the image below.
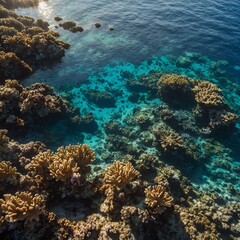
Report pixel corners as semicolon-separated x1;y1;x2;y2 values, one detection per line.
38;2;51;17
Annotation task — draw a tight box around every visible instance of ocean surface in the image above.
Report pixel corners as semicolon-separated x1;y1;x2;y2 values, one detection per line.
16;0;240;200
17;0;240;87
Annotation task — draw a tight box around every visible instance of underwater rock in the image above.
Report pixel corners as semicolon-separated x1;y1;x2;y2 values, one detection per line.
69;26;84;33
84;89;116;108
126;79;147;93
54;16;62;22
71;113;98;133
59;20;76;30
95;22;101;28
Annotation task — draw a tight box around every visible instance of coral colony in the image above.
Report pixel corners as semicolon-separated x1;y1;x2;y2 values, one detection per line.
0;2;239;240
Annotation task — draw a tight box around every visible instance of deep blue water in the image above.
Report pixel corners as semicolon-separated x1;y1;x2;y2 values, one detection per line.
17;0;240;87
16;0;240;200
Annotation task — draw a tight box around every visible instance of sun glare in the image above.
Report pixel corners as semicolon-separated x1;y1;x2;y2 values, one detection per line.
38;1;52;18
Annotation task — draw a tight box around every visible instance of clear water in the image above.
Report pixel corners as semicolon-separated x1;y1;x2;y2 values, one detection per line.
17;0;240;86
16;0;240;200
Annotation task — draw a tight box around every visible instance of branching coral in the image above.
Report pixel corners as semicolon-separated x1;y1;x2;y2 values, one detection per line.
193;81;223;107
73;214;134;240
49;144;95;183
25;150;52;177
0;191;45;223
102;161;140;190
145;185;173;214
156;128;184;151
0;161;19;188
209;110;238;128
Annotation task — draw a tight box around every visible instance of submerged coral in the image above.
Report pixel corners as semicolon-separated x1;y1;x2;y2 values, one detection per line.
0;191;45;223
145;185;173;214
0;4;69;82
102;161;140;190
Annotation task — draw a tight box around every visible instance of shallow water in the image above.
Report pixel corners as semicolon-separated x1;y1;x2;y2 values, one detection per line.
16;0;240;201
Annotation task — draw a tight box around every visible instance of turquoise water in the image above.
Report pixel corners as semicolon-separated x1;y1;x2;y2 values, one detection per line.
16;0;240;201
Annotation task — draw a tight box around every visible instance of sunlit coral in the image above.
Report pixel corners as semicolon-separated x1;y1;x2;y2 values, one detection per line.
145;185;173;214
0;191;45;223
193;81;223;106
102;161;140;190
49;144;95;182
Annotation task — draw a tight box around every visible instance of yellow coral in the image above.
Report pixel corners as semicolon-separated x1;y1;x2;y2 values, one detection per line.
102;161;140;189
25;150;52;176
157;129;184;150
50;155;79;182
0;161;18;184
49;144;95;182
193;81;223;106
0;191;45;223
158;74;191;89
145;185;173;214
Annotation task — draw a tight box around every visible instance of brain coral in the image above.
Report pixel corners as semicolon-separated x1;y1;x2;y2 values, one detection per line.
102;161;140;190
145;185;173;214
0;191;45;223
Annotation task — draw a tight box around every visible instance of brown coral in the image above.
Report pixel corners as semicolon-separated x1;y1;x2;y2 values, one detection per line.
157;74;193;104
49;144;95;182
193;81;223;107
102;161;140;190
209;110;238;128
25;150;52;177
145;185;173;214
156;128;184;151
0;191;45;223
0;161;18;187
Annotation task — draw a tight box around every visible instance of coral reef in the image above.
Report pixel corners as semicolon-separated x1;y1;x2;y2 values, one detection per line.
145;185;173;214
155;127;184;151
0;191;45;223
102;161;140;190
49;144;95;183
193;80;223;107
0;4;69;82
0;80;78;131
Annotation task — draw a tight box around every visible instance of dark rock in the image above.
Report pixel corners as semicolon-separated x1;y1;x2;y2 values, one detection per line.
84;89;116;108
70;26;84;33
126;79;147;92
95;22;101;28
54;16;63;22
59;21;76;30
